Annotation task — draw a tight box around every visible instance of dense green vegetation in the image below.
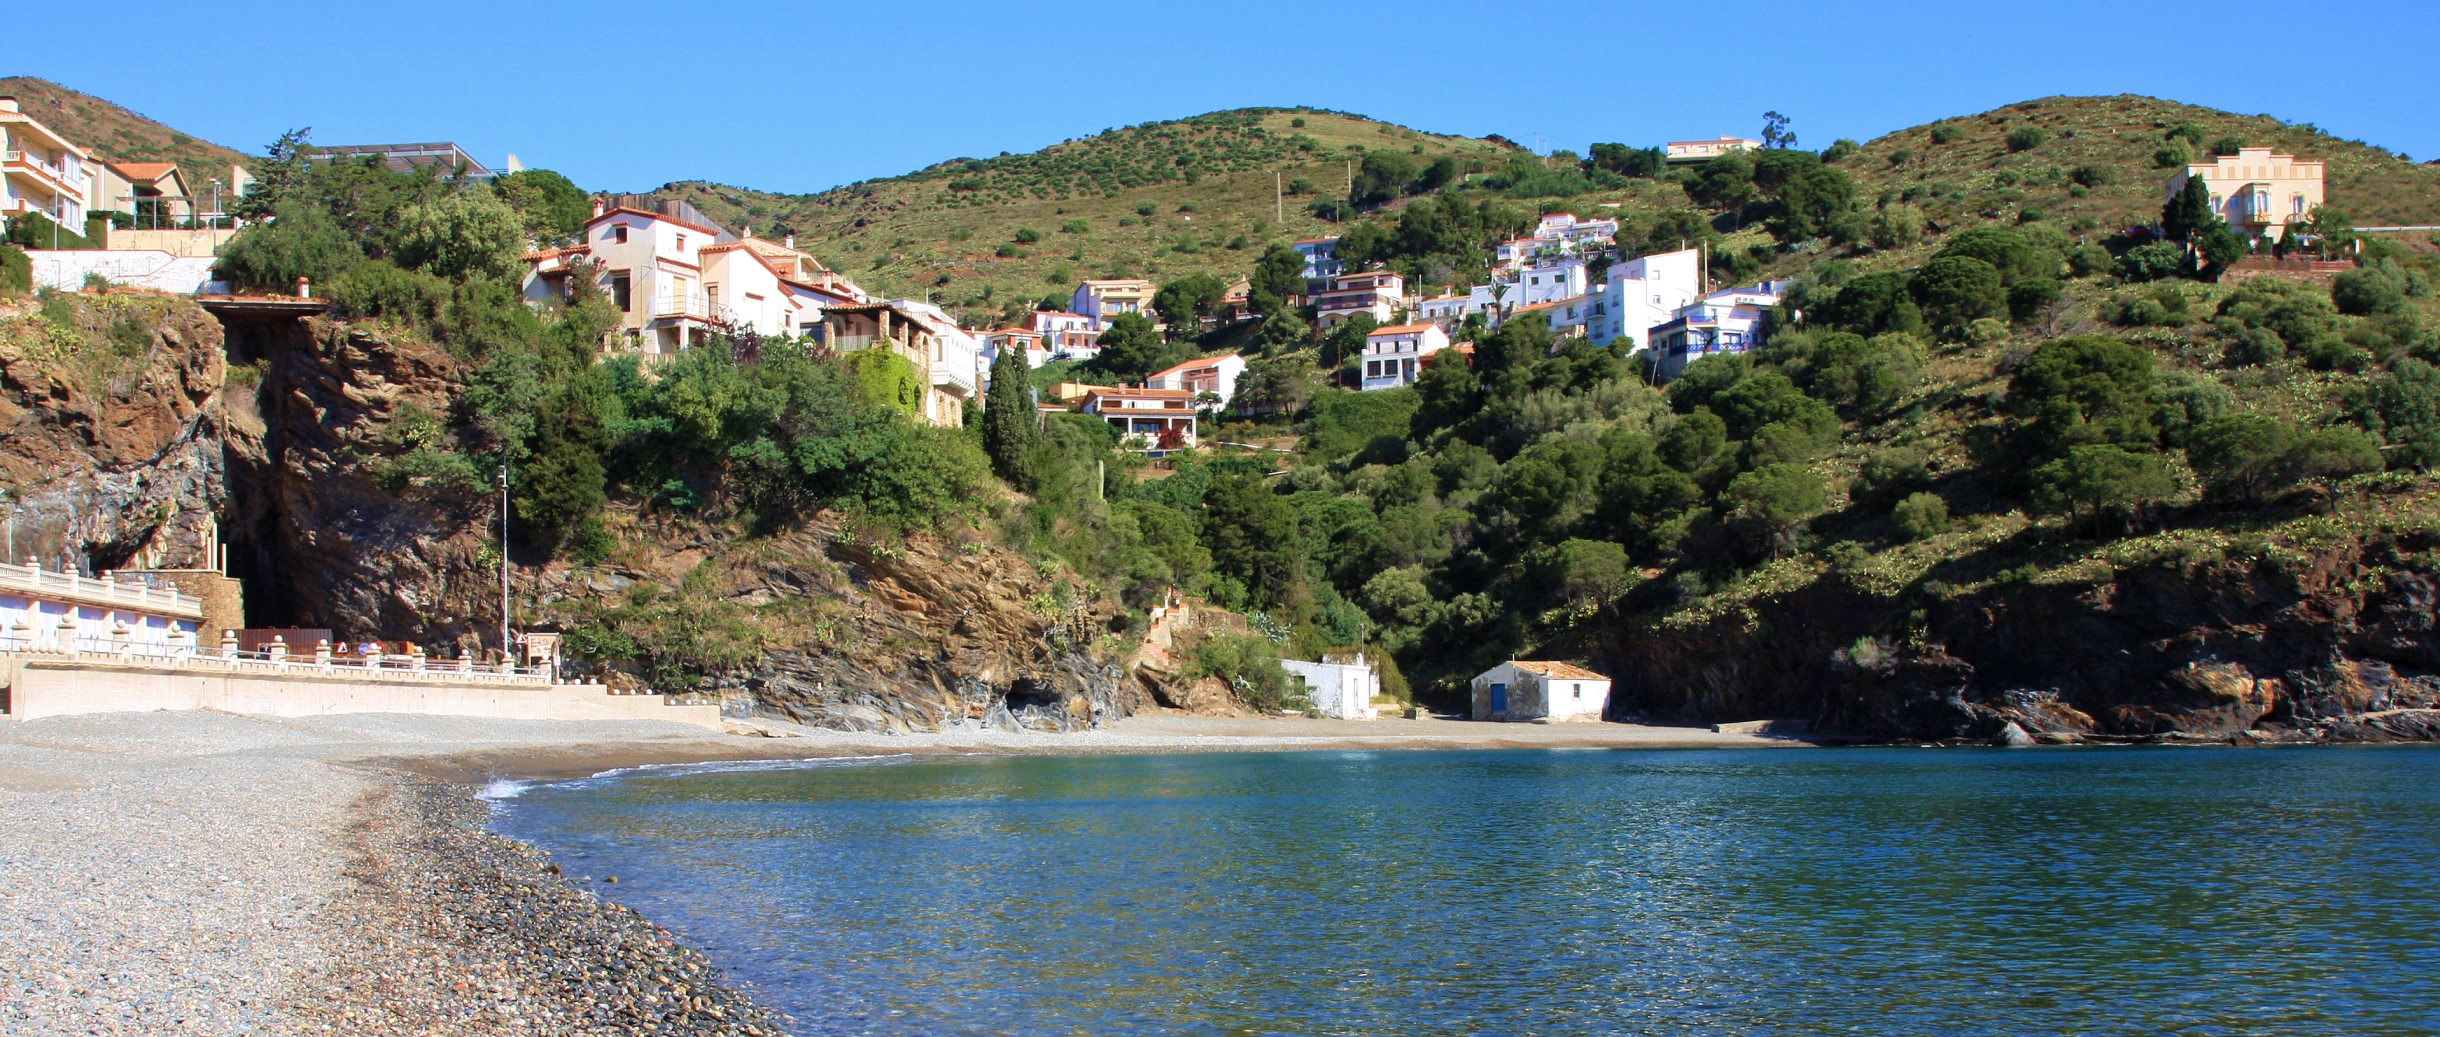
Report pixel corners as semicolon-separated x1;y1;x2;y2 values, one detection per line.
217;130;997;568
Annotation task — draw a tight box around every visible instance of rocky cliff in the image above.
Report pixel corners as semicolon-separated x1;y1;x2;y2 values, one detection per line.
0;293;224;571
1602;533;2440;744
214;313;1135;729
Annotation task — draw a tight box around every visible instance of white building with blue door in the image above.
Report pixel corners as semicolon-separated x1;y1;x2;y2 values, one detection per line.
1471;660;1610;722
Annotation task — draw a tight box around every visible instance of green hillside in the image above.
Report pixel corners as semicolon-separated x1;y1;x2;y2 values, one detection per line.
0;76;253;175
655;108;1514;315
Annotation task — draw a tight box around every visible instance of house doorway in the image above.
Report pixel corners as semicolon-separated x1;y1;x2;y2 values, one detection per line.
1490;683;1507;715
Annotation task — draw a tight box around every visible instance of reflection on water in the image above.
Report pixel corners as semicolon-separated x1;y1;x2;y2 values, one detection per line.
493;748;2440;1036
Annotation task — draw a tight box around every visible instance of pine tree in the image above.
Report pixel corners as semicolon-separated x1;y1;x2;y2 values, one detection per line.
2162;177;2214;242
982;346;1037;487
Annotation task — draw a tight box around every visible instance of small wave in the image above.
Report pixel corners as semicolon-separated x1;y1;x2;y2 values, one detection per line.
475;778;532;801
582;754;910;783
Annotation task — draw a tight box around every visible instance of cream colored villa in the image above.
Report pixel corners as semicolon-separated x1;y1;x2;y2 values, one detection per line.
2167;147;2325;242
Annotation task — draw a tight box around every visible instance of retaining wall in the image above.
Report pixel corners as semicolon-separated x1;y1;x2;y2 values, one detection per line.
1;657;722;729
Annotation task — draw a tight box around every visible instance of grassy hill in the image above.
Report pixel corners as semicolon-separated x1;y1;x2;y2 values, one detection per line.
1828;95;2440;267
654;108;1514;315
0;76;253;176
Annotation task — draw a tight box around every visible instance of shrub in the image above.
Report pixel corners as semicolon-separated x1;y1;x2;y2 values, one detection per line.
2069;164;2116;188
2210;136;2248;157
331;260;451;327
2009;278;2062;322
1059;218;1089;233
392;189;526;282
1912;255;2006;334
2116;242;2186;283
2333;266;2408;316
2005;127;2048;152
1189;632;1304;712
1892;492;1950;541
1136;202;1157;216
1013;227;1041;243
2229;327;2285;366
1929;125;1963;144
215;200;364;292
0;244;28;293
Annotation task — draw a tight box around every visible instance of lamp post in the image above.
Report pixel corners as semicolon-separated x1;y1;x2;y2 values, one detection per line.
498;464;511;667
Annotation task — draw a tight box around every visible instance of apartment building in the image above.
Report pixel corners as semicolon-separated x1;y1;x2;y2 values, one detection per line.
1596;247;1702;350
523;199;867;353
1028;310;1103;360
0;97;92;237
2167;147;2325;242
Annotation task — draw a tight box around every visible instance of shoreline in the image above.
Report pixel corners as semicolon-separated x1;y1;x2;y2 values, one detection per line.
0;708;1803;1035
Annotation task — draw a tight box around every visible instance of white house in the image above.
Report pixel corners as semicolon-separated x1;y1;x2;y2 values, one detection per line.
1596;248;1703;350
523;198;735;354
1145;353;1246;409
983;328;1050;370
1415;292;1472;327
1361;323;1451;390
1294;236;1342;278
892;299;984;414
1471;660;1610;722
1651;281;1790;382
1281;652;1383;719
1071;279;1155;329
1029;310;1102;361
1665;137;1763;164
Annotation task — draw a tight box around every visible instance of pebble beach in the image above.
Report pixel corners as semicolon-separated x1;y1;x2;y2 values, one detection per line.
0;709;1798;1034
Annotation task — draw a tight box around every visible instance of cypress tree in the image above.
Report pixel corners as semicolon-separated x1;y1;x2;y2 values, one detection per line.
2162;177;2214;242
982;346;1037;486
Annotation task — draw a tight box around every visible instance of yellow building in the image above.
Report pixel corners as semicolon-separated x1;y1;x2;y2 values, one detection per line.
2167;147;2325;242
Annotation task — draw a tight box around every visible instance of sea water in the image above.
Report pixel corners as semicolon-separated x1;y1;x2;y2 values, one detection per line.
489;748;2440;1036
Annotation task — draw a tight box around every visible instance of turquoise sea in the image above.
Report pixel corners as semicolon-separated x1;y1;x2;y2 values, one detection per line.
489;747;2440;1036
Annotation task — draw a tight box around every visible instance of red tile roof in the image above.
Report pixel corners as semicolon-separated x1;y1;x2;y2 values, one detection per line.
1511;660;1608;680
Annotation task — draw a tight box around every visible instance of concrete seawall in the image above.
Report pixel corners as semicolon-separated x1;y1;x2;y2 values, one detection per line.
1;657;722;729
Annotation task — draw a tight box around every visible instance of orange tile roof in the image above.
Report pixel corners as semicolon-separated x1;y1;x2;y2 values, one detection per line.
1511;660;1608;680
1148;353;1240;379
1367;323;1440;336
111;162;179;180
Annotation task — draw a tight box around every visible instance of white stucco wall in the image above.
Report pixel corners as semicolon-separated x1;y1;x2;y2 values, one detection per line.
27;250;219;294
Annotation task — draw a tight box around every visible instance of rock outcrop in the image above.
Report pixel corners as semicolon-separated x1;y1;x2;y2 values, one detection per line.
1601;538;2440;743
0;293;225;570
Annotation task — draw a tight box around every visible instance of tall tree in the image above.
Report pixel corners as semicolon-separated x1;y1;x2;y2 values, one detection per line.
2162;177;2214;242
982;346;1037;485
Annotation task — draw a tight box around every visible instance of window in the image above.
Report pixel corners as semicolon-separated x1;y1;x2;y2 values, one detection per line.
1573;683;1582;699
612;225;628;244
676;233;687;251
2293;194;2307;215
609;272;632;312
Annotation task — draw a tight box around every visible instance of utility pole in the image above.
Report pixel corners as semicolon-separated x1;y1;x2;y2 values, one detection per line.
498;464;512;667
1275;171;1283;224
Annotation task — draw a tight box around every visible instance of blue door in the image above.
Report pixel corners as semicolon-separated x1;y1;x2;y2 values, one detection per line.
1490;683;1507;714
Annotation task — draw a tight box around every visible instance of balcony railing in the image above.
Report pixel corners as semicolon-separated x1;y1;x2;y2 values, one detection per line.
0;634;556;684
2;150;87;190
0;561;203;618
649;293;736;324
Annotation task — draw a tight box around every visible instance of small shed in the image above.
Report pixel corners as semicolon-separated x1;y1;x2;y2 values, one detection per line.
1280;652;1382;719
1472;660;1610;722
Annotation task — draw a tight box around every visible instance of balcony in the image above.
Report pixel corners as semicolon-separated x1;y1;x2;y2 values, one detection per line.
2;150;87;192
649;293;735;325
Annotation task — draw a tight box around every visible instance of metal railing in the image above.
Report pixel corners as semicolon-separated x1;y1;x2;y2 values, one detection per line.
650;293;736;324
0;561;201;616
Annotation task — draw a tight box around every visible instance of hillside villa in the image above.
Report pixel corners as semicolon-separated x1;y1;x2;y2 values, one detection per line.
1471;660;1611;722
522;197;868;355
1361;323;1451;390
818;301;978;427
1294;236;1342;278
1651;280;1791;382
1312;270;1405;331
2168;146;2325;242
1079;386;1197;449
1072;279;1154;329
1665;136;1763;163
1144;353;1246;408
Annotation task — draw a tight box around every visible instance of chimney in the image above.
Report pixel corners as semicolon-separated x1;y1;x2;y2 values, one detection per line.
0;97;17;114
785;234;795;250
591;196;605;218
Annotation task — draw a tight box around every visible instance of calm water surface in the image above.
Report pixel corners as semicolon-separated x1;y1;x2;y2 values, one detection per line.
490;748;2440;1036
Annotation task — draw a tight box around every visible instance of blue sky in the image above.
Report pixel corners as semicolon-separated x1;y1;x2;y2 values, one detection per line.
13;0;2436;195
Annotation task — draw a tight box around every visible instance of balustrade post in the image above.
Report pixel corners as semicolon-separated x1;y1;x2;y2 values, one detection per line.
410;646;426;671
268;635;288;670
7;617;29;654
56;611;77;655
314;639;332;667
221;629;238;661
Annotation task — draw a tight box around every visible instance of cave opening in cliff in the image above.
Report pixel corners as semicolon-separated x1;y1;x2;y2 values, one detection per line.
207;310;306;629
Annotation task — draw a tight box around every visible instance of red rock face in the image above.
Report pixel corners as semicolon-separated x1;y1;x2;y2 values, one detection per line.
1601;542;2440;742
0;294;225;570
